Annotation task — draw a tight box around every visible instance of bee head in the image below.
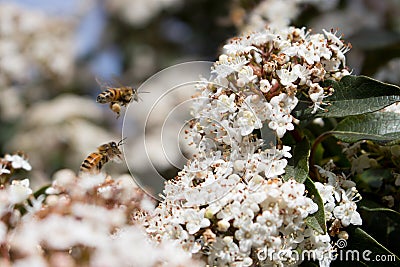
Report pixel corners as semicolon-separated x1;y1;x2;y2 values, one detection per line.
110;141;123;162
109;141;122;155
98;141;119;152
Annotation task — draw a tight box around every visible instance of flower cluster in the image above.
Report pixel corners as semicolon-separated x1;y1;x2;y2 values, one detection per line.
198;26;350;141
148;173;338;266
314;162;362;235
0;160;201;266
146;26;357;266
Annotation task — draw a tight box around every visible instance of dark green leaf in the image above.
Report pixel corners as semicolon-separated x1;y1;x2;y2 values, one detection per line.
360;206;400;223
331;112;400;145
293;75;400;120
304;216;324;235
283;137;310;183
318;75;400;118
304;177;326;234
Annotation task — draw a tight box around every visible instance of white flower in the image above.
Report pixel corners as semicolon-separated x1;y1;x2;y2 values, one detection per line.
212;236;240;265
333;198;362;227
216;94;237;113
237;66;257;87
235;222;268;252
268;114;294;138
256;209;282;234
280;179;306;208
264;158;288;178
244;94;270;121
322;29;344;48
269;93;298;114
292;64;310;85
223;42;258;55
312;38;332;61
304;198;319;215
259;79;272;93
270;145;292;159
217;201;243;221
183;209;210;234
315;182;335;204
276;68;298;86
24;194;45;214
298;44;320;65
308;82;328;113
9;179;32;204
322;58;341;72
4;154;32;171
235;110;262;136
213;55;248;78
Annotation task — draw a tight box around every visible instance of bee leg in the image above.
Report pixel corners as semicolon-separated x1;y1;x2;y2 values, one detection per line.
111;102;121;119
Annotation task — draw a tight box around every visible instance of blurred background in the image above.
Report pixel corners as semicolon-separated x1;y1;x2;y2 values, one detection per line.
1;0;400;191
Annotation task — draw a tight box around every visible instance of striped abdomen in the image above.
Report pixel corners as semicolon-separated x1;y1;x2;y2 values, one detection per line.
80;152;109;173
96;89;121;104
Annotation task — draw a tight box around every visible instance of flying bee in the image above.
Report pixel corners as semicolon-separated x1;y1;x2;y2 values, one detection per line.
95;77;145;118
80;138;126;174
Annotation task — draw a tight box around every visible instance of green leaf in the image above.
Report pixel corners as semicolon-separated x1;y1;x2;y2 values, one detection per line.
344;227;400;266
317;75;400;118
304;177;326;234
283;137;310;183
293;75;400;120
360;206;400;223
331;112;400;145
304;216;324;235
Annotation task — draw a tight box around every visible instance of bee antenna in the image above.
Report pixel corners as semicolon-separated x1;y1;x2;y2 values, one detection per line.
118;137;127;146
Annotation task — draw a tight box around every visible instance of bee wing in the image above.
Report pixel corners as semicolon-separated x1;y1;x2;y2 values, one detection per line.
111;74;127;88
111;74;140;92
95;76;114;90
99;75;148;99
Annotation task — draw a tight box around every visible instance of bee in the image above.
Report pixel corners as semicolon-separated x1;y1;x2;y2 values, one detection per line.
95;77;142;118
80;138;125;174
